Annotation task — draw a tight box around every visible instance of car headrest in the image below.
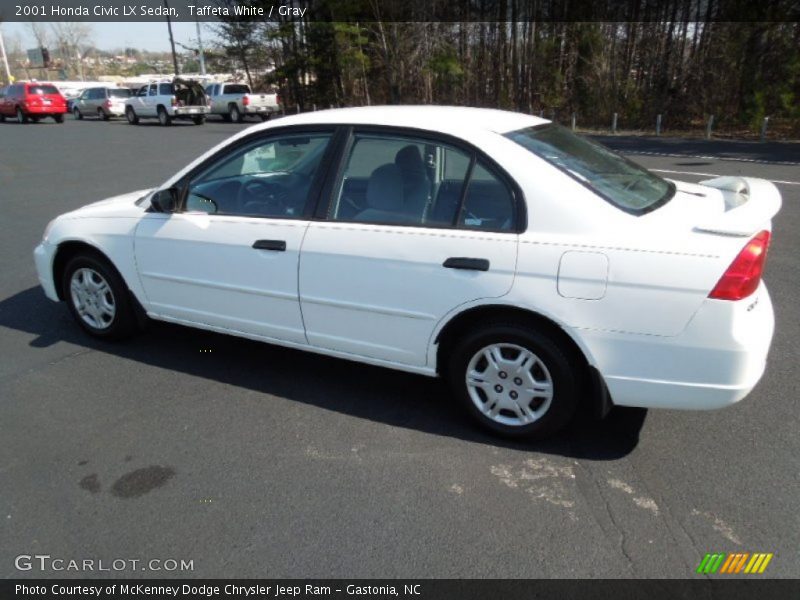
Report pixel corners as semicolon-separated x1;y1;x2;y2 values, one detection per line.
395;145;426;174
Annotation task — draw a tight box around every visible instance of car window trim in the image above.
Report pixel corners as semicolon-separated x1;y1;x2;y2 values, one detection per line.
315;124;526;234
166;124;344;222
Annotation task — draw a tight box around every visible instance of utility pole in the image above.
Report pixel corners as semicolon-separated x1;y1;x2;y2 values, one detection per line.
0;25;12;84
164;0;180;76
195;19;206;76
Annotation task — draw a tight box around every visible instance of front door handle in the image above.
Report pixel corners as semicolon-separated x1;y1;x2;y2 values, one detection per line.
443;257;490;271
252;239;286;251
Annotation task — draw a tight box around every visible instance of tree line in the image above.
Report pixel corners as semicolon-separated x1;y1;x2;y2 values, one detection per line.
212;0;799;136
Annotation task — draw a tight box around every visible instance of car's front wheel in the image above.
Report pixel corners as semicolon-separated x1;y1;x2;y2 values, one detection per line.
62;253;137;340
73;107;82;120
125;106;138;125
447;322;579;439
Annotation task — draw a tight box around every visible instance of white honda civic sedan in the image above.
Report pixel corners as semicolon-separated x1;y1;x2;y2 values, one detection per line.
34;106;780;439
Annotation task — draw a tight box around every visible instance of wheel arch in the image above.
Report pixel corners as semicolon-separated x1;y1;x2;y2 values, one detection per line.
52;241;126;301
432;303;612;419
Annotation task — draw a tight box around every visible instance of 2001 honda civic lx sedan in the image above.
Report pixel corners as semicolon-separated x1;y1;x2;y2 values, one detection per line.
33;106;781;439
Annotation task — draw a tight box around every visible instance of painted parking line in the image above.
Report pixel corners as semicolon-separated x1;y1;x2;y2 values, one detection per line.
620;149;800;167
650;168;800;186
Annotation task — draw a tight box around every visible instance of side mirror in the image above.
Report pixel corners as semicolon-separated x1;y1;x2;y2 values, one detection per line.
150;188;178;213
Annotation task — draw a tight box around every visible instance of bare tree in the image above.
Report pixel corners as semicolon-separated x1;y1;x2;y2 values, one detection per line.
50;23;93;80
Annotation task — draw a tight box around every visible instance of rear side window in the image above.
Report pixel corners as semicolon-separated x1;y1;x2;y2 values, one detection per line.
28;85;60;95
159;83;174;95
108;88;130;98
329;132;517;232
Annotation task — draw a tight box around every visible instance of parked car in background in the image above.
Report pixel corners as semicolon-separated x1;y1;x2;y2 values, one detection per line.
32;106;781;439
73;87;132;120
0;82;67;124
205;82;279;123
124;78;209;126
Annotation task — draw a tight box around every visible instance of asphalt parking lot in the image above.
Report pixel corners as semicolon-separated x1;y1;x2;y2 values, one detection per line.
1;115;798;579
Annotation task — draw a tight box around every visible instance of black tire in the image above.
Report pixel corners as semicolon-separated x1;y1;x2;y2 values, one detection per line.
73;107;82;120
259;113;271;122
62;253;137;341
157;106;172;126
125;106;139;125
53;113;64;123
0;113;5;122
447;321;580;439
192;115;205;125
99;108;110;121
229;104;243;123
16;107;28;124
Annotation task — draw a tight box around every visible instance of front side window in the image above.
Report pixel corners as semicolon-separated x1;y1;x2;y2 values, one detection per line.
148;84;157;96
505;124;674;213
185;133;332;218
329;132;516;231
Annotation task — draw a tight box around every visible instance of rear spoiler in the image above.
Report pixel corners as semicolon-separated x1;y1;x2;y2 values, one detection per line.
695;176;782;237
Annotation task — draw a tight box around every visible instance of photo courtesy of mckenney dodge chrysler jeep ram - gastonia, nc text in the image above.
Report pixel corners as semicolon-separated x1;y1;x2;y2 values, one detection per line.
33;106;780;439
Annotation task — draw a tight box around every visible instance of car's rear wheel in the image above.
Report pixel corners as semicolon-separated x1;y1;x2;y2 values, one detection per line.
229;104;243;123
192;115;205;125
73;107;82;120
0;113;5;122
62;253;136;340
125;106;138;125
259;113;270;122
158;107;171;126
16;107;28;124
98;108;109;121
447;322;579;439
53;113;64;123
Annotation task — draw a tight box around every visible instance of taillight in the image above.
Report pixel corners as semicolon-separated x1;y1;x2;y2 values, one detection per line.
104;99;112;108
242;96;250;106
276;94;281;105
709;230;771;301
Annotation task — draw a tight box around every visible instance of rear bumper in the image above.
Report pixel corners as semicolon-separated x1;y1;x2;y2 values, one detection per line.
243;105;275;114
578;283;774;410
34;241;60;302
24;105;67;115
170;106;209;117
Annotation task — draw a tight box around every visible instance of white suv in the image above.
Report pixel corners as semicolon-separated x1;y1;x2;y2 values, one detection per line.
125;78;209;126
33;106;780;439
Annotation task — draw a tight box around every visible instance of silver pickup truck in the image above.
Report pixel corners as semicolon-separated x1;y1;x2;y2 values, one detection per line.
205;82;280;123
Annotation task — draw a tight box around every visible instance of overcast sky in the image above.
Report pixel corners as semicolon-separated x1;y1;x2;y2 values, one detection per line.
1;21;218;53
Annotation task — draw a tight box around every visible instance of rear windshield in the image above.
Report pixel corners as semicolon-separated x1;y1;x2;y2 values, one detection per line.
108;88;131;98
505;124;674;213
224;84;250;94
28;85;60;95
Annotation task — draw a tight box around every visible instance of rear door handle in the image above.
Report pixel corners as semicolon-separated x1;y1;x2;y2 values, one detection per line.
252;239;286;251
443;257;490;271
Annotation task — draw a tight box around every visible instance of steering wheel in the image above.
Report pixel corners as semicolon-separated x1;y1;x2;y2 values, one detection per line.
236;176;291;216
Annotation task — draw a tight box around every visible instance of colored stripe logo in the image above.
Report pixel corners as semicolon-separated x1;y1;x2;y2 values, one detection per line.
697;552;773;574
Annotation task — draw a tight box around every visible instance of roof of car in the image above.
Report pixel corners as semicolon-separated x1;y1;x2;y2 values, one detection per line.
266;105;549;136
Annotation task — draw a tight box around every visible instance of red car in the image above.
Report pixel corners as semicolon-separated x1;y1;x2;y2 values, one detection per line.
0;82;67;124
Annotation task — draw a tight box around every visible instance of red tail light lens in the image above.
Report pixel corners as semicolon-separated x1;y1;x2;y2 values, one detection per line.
242;96;250;106
709;230;771;301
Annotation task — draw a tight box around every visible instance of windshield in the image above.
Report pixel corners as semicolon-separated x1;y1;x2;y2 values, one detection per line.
505;124;674;213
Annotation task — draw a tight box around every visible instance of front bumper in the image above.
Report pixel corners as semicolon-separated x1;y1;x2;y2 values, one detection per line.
578;283;775;410
34;241;60;302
